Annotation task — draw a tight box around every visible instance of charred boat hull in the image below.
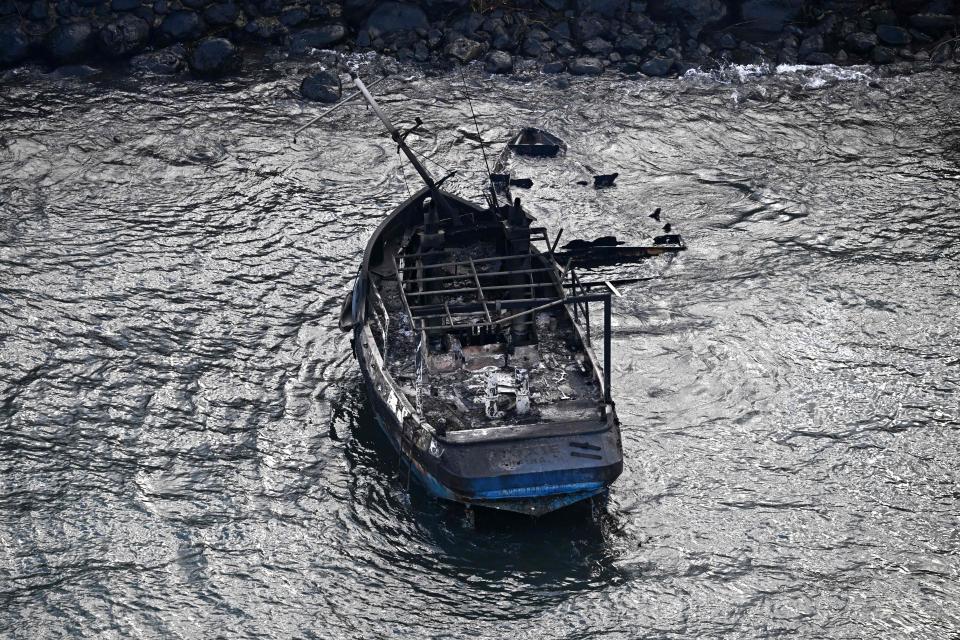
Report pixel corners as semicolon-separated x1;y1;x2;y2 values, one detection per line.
345;188;623;517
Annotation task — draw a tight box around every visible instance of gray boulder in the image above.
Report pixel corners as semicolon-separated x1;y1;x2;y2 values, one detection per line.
45;21;93;63
300;69;341;102
188;36;241;76
522;33;551;57
279;7;308;27
0;22;28;66
245;16;286;40
542;60;565;73
648;0;726;37
130;44;186;73
159;10;205;42
203;2;238;26
876;25;910;46
805;51;832;65
583;37;612;55
640;55;672;76
111;0;140;10
871;45;896;64
484;49;512;73
288;24;347;53
617;33;649;54
444;36;485;63
739;0;804;34
798;34;822;58
845;31;878;53
365;2;426;35
576;0;626;16
569;56;603;75
98;14;149;57
573;15;607;41
908;13;955;35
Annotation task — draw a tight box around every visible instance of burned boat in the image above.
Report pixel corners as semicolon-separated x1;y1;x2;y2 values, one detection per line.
333;72;685;517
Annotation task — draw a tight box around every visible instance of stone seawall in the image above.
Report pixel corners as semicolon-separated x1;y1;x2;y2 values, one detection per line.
1;0;958;79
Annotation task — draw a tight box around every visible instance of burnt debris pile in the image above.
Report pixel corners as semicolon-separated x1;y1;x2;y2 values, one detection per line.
2;0;959;78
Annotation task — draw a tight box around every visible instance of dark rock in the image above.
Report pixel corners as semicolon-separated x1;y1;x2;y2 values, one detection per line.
739;0;804;33
130;43;186;73
29;0;50;20
542;60;565;72
908;27;933;43
300;69;340;102
876;24;910;46
640;55;671;75
449;11;483;37
716;32;736;49
153;0;167;14
522;32;551;56
617;32;649;54
569;55;603;75
159;10;205;42
0;22;28;66
245;16;286;40
365;2;426;35
288;24;347;53
798;34;822;58
573;15;606;41
576;0;626;17
490;23;519;50
45;20;93;62
484;49;512;73
550;19;571;40
188;36;241;76
342;0;376;25
413;40;427;60
908;13;955;35
805;51;832;64
653;33;673;51
555;39;577;56
871;45;896;64
583;36;612;55
834;49;848;64
444;36;484;62
845;31;878;53
182;0;208;8
111;0;140;9
257;0;282;16
98;13;149;57
279;6;308;27
871;9;897;26
543;0;566;9
930;41;952;62
648;0;726;38
203;1;238;25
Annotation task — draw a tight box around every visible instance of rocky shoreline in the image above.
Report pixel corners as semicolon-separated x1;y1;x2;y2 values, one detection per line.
1;0;959;84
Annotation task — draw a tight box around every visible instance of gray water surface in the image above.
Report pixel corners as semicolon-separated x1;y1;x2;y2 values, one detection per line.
1;60;959;639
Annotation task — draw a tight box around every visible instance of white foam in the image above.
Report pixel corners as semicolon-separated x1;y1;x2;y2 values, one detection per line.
682;61;877;88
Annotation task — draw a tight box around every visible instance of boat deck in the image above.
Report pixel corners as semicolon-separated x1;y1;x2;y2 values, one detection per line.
373;238;603;433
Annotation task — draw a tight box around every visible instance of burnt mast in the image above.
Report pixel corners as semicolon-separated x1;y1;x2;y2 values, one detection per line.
349;71;455;351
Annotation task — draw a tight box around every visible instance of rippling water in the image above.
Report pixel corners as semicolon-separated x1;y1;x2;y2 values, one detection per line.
2;58;959;638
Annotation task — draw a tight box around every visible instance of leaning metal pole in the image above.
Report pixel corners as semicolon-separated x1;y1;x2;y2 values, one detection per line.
350;71;438;192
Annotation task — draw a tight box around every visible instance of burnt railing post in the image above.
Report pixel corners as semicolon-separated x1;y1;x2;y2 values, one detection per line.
603;293;612;406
